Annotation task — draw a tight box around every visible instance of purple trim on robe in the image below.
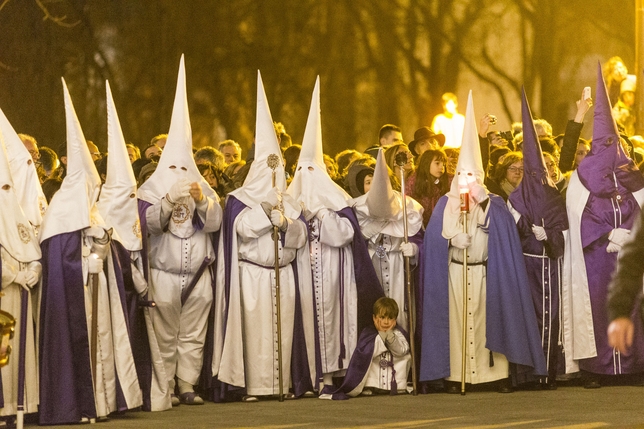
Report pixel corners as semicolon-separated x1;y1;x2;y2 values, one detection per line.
420;195;547;383
198;229;220;395
211;196;247;402
39;232;96;424
16;288;28;413
137;200;152;283
112;241;152;411
289;256;314;396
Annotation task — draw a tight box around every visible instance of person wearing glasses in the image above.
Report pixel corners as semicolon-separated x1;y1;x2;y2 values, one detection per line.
485;152;524;202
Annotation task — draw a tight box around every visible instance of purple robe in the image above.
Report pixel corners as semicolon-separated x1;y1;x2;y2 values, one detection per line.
578;191;644;374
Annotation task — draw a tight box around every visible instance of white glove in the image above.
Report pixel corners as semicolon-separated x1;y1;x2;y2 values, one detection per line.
608;228;630;247
85;225;106;240
451;233;471;249
264;187;282;209
13;271;28;287
606;242;621;253
468;182;489;205
88;255;104;274
167;178;192;203
532;225;548;241
301;202;314;221
400;242;418;257
270;209;287;230
24;270;39;287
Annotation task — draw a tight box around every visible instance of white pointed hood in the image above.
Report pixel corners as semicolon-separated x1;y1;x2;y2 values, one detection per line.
366;149;400;220
0;107;47;227
0;135;41;262
96;81;142;251
138;55;218;205
40;78;104;243
445;90;487;214
286;76;349;215
229;71;299;217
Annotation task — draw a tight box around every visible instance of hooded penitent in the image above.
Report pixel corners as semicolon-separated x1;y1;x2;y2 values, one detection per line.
365;150;400;221
444;91;487;216
286;76;349;215
509;87;569;230
0;108;47;228
562;63;644;375
138;55;219;226
96;81;142;252
577;64;644;197
0;135;41;262
228;71;300;218
39;78;104;243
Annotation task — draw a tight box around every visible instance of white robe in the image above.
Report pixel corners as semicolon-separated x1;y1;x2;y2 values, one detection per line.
0;248;38;417
81;233;142;417
217;204;316;396
146;197;221;386
309;211;357;378
363;330;411;393
443;204;509;384
353;194;423;332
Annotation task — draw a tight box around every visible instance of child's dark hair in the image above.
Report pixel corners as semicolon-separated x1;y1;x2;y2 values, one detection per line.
373;297;399;319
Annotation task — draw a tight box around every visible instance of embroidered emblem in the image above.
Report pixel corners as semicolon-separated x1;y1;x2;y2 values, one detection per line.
308;219;319;241
38;196;47;215
379;353;391;369
132;219;142;238
172;203;190;224
375;244;387;259
17;223;31;244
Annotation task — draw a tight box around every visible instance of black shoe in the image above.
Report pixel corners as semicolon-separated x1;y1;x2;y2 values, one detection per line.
544;380;557;390
584;378;601;389
444;381;460;394
497;378;513;393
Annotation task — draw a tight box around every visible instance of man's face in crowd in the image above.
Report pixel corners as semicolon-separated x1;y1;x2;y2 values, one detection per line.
145;145;162;161
22;138;40;162
380;131;403;147
221;145;241;165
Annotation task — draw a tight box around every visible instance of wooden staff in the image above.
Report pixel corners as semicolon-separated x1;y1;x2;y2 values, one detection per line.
90;254;100;419
395;152;417;395
459;183;470;395
267;154;284;402
16;265;28;429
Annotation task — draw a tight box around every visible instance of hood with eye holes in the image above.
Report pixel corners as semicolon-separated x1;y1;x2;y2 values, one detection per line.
96;80;142;251
0;106;47;227
138;55;218;205
286;77;349;215
40;78;105;243
0;134;41;262
445;91;488;215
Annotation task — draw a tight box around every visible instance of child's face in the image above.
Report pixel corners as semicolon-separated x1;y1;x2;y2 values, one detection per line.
363;174;373;193
373;313;397;332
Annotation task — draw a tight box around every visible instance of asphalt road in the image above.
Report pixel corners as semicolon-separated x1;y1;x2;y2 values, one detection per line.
25;383;644;428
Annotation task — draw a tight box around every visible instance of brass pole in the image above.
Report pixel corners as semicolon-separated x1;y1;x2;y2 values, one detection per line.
460;191;469;396
397;159;417;396
267;154;284;402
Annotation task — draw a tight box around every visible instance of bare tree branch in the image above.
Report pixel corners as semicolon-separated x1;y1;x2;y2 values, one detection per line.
0;0;11;13
35;0;80;27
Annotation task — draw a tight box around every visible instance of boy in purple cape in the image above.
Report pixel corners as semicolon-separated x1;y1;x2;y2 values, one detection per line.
321;297;410;399
562;63;644;387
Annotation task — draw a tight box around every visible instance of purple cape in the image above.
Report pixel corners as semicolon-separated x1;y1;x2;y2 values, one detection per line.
39;231;96;424
419;195;547;382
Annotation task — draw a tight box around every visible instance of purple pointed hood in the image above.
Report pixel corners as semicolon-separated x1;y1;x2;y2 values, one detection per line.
509;87;567;229
577;62;644;197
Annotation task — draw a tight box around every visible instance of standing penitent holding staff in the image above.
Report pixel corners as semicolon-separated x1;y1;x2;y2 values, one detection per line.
420;91;546;394
286;77;383;395
215;71;316;402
